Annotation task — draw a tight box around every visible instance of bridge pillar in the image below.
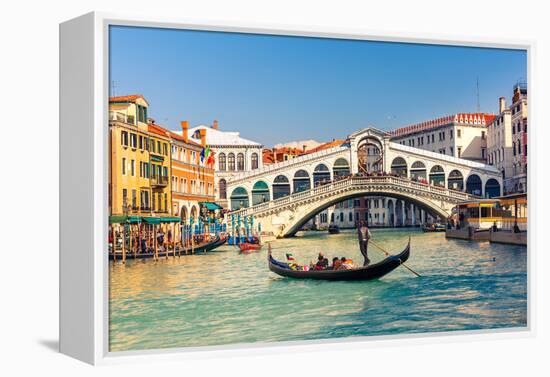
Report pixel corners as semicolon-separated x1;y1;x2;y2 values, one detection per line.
391;200;397;227
411;203;415;226
401;200;405;226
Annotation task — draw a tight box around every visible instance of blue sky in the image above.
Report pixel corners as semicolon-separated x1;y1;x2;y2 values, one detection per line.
109;26;526;146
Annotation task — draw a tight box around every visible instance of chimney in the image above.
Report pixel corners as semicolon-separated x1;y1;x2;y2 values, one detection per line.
302;144;307;153
147;118;155;125
499;97;506;113
199;129;207;147
212;120;219;130
180;121;189;142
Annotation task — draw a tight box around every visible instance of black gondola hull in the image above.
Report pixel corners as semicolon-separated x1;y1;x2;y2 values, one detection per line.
268;239;410;281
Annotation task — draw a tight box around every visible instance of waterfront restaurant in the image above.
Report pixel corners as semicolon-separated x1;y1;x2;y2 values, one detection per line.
455;199;504;230
496;193;527;232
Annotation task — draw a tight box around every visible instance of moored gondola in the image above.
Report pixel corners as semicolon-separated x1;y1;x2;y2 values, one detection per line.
268;238;410;281
109;235;226;260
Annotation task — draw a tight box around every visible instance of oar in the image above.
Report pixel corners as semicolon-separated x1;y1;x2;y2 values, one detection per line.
369;238;421;277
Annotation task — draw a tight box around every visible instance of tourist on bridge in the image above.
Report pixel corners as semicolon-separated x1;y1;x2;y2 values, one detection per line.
357;221;372;266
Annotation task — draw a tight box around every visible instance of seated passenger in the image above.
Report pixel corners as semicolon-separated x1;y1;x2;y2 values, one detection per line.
332;257;342;270
338;257;354;270
314;255;328;270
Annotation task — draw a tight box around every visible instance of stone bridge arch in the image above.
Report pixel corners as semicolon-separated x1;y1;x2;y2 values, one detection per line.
278;188;451;237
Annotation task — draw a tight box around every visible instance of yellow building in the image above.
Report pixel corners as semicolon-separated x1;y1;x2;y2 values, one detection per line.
108;94;171;218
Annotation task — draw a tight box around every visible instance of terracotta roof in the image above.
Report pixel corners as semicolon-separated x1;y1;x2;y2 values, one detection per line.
391;113;494;138
147;123;170;138
147;123;203;147
304;139;346;154
109;94;146;103
166;129;203;148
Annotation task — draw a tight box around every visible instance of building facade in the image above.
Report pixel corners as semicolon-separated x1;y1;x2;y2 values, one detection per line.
510;84;528;193
169;121;216;222
487;83;528;194
390;113;495;162
109;95;171;218
183;121;264;208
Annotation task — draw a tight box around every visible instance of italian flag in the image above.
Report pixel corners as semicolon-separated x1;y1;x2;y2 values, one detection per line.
286;253;295;261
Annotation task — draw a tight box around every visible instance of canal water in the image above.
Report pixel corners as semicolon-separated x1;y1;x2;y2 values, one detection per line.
109;229;527;352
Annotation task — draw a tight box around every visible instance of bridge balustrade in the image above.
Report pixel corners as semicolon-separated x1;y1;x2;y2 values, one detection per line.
230;175;475;217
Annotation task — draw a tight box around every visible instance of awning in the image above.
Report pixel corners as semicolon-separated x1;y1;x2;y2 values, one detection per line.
109;215;128;224
200;202;223;211
160;217;181;223
150;155;164;162
142;217;161;225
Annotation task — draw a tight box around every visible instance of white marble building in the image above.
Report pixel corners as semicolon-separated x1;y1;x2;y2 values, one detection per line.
390;113;494;163
178;120;264;208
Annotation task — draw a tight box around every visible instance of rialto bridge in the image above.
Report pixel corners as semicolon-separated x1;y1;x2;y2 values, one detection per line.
226;128;503;237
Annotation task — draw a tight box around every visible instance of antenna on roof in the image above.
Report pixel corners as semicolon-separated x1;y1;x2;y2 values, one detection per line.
476;77;480;113
110;80;116;97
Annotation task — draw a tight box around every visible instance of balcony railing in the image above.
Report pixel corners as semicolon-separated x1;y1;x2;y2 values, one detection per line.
109;111;135;125
151;176;169;187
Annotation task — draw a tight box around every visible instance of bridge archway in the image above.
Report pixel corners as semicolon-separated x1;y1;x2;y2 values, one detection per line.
251;181;270;205
466;174;482;196
230;187;249;210
282;189;450;237
391;157;408;177
333;158;350;179
448;169;464;191
313;163;331;186
293;170;311;193
357;136;383;173
273;175;290;199
429;165;445;187
485;178;501;198
410;161;427;181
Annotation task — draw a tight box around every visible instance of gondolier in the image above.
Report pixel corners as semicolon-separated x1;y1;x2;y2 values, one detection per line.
357;221;372;266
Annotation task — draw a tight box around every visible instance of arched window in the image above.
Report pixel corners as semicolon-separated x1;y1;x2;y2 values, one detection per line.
466;174;482;195
485;178;501;198
237;153;245;171
313;163;330;186
429;165;445;187
293;169;311;193
228;153;235;171
448;170;464;191
251;153;259;169
410;161;427;181
273;175;291;199
252;181;270;205
219;179;227;199
391;157;408;177
218;153;226;171
333;158;350;179
230;187;249;210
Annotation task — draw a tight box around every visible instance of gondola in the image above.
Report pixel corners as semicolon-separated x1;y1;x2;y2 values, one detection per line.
239;242;262;252
267;238;410;281
328;224;340;234
109;235;226;260
422;223;446;232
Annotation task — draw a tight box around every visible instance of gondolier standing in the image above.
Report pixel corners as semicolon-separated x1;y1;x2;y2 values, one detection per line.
357;221;372;266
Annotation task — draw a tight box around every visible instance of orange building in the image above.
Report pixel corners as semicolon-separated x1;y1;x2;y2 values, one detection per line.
167;121;216;223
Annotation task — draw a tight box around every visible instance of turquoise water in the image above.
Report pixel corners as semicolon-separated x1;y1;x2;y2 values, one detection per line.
109;229;527;352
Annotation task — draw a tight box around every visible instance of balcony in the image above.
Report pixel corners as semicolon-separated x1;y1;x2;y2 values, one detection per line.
151;176;169;188
109;111;135;125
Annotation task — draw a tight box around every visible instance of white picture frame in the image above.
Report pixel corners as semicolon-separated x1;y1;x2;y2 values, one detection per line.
59;11;534;365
